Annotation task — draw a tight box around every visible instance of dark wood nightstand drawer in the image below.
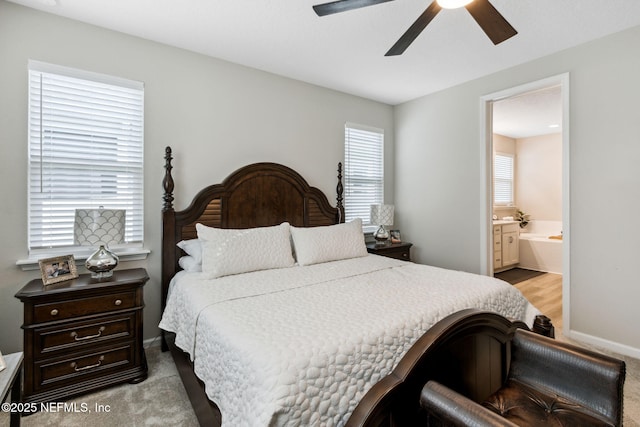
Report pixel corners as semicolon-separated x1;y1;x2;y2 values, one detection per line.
32;291;137;323
381;246;411;260
34;313;136;357
366;242;412;262
35;344;135;390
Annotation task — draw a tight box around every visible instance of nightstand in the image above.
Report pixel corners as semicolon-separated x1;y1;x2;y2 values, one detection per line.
366;242;412;261
15;268;148;406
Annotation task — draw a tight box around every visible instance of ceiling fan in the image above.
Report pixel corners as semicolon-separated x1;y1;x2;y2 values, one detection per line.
312;0;517;56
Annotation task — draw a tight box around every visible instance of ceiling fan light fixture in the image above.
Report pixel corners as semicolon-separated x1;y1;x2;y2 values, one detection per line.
315;0;515;55
437;0;473;9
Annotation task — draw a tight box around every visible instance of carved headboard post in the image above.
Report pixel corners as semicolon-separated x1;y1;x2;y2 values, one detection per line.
161;146;176;351
337;162;345;223
163;146;175;212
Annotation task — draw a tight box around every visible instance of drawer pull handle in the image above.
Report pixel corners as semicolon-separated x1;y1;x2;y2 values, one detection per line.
71;355;104;372
114;299;122;306
50;309;59;316
71;326;106;341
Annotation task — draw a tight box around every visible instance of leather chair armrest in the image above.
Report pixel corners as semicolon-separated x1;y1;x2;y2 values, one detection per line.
510;329;626;425
420;381;519;427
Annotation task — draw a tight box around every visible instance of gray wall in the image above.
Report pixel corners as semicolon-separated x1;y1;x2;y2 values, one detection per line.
395;25;640;355
0;1;394;353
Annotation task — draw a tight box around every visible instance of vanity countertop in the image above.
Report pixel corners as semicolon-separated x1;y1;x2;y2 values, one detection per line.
493;220;520;225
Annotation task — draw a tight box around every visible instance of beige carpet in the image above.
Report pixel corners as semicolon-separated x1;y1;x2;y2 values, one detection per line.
2;337;638;426
1;345;198;427
619;353;640;426
558;332;640;427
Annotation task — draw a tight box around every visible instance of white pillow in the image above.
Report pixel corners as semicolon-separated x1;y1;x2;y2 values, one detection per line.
178;255;202;273
196;222;295;278
177;238;202;264
290;219;368;266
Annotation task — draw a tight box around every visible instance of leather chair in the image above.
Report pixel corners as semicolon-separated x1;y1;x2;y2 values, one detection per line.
420;329;626;426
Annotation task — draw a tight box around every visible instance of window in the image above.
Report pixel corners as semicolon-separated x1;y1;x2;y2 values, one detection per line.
28;61;144;255
494;152;514;206
344;123;384;231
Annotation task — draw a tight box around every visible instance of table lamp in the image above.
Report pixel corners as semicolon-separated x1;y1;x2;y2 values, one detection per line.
370;204;394;244
74;208;125;279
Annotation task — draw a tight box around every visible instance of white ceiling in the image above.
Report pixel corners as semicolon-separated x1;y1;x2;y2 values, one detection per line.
8;0;640;108
493;85;563;139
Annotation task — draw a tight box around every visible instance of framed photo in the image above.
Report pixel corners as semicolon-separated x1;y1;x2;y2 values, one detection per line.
39;255;78;286
390;229;402;243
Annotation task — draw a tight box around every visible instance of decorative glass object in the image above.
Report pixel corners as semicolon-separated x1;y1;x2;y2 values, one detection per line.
85;245;119;279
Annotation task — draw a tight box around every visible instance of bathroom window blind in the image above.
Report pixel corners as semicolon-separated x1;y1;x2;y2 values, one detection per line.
28;61;144;253
344;123;384;231
494;152;514;205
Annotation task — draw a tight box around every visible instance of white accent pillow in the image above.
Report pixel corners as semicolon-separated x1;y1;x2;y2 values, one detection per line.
177;239;202;264
291;219;368;266
178;256;202;273
196;222;295;278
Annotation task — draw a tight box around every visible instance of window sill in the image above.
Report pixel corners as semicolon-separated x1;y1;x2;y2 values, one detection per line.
16;248;151;271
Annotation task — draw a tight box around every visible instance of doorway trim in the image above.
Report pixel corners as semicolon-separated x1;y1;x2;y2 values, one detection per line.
479;73;570;334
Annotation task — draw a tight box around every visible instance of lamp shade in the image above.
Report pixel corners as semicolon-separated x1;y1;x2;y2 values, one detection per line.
74;209;125;246
370;204;394;226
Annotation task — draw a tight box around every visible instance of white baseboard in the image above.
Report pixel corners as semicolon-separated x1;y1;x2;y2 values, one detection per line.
143;335;163;349
564;329;640;360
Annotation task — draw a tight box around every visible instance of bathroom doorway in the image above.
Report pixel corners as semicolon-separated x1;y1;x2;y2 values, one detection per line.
480;74;570;332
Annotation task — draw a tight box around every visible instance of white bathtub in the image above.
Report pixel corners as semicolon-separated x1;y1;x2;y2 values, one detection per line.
518;220;563;274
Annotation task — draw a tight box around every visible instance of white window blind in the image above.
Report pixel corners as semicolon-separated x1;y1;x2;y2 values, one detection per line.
28;61;144;253
344;123;384;231
494;152;514;206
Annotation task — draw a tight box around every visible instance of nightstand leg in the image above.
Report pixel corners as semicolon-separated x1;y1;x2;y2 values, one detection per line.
129;349;148;384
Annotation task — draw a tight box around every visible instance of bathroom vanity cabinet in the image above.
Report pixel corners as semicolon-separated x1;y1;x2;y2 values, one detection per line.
493;221;519;271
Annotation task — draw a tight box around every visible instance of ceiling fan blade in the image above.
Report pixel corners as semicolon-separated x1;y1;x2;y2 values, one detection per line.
385;1;441;56
313;0;394;17
465;0;517;45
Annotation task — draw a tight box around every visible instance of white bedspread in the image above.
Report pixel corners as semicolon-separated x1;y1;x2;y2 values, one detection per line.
159;255;539;426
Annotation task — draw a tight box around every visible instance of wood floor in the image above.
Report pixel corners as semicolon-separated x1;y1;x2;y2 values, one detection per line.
513;272;563;332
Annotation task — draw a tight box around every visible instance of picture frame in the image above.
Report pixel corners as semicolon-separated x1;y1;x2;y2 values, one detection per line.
390;229;401;243
39;255;78;286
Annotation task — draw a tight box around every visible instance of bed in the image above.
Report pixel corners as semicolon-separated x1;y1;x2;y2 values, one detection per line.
158;146;549;426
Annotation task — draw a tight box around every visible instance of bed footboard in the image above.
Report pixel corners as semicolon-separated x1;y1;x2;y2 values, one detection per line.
346;309;549;427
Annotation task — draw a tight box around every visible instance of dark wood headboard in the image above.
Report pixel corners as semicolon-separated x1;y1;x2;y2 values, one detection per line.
161;146;345;316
